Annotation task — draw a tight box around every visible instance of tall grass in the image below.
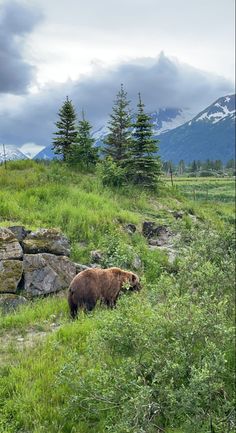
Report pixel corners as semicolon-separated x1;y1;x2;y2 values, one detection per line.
0;161;235;433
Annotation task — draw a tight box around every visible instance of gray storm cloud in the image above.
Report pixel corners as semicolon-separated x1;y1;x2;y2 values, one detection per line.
0;1;43;94
0;53;234;148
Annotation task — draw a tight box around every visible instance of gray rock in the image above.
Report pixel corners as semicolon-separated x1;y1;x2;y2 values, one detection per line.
22;228;70;256
142;221;157;238
74;263;90;273
8;226;30;242
0;227;23;260
124;223;137;234
142;221;171;243
170;210;185;219
90;250;103;263
0;260;23;293
0;294;27;314
23;253;76;296
148;239;163;246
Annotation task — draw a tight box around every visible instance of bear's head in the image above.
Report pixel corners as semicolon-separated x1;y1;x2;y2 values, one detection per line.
128;272;141;292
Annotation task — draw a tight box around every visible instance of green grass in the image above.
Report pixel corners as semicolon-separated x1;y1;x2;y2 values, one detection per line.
163;176;235;203
0;160;235;433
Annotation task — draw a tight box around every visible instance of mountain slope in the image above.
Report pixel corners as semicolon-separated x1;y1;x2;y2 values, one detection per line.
157;94;235;163
0;145;28;163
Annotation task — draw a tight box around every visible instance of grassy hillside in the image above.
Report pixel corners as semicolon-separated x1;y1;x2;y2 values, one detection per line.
0;161;235;433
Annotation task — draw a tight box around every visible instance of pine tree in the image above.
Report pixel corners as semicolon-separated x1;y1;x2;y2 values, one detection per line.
53;96;77;161
103;84;132;164
68;111;98;169
191;160;198;173
126;93;162;188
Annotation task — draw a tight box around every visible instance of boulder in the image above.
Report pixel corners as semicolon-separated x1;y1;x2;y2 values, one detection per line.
142;222;171;242
0;227;23;260
74;263;90;273
23;253;76;296
22;228;70;256
0;260;23;293
124;223;137;234
7;226;30;242
142;221;157;238
0;294;27;314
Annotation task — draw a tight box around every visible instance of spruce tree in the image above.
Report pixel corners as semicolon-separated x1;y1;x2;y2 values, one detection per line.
127;93;162;188
68;111;98;169
103;84;132;164
53;96;77;161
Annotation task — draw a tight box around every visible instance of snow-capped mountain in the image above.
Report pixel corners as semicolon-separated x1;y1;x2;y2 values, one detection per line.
157;94;235;163
33;145;59;160
92;107;194;142
33;94;235;163
189;95;235;126
0;145;28;163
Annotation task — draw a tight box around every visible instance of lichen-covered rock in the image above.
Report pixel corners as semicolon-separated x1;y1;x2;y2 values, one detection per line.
23;253;76;296
22;228;70;256
0;227;23;260
0;294;27;313
0;260;23;293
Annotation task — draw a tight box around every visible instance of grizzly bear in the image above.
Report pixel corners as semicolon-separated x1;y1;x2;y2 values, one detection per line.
68;267;141;318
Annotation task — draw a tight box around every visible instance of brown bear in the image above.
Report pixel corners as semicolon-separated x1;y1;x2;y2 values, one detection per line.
68;267;141;318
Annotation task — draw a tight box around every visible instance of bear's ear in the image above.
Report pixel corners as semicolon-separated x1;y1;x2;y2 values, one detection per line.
131;273;137;284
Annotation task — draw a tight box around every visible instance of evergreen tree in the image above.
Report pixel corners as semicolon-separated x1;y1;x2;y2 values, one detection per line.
126;93;162;188
68;111;98;169
191;160;198;173
53;96;77;161
103;84;132;164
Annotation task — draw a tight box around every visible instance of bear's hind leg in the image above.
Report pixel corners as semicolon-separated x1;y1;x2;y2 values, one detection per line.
70;303;78;319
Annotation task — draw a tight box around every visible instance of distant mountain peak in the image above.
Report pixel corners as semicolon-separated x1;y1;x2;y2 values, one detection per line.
189;94;235;126
0;145;28;163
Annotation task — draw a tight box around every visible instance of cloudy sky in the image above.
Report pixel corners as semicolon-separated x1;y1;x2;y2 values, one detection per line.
0;0;235;156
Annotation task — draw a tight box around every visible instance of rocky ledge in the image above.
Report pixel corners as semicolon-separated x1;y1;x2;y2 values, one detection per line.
0;226;77;311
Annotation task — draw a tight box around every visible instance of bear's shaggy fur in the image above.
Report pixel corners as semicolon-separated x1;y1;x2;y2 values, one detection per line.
68;267;141;318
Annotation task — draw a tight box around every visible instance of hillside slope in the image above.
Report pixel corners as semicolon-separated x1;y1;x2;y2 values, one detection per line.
0;161;235;433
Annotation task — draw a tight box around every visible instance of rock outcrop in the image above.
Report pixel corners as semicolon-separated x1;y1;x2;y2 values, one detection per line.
0;227;23;260
0;226;76;303
23;253;76;296
22;228;70;256
0;260;23;293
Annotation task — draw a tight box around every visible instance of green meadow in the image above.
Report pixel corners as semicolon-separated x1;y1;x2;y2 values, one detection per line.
164;177;235;203
0;161;235;433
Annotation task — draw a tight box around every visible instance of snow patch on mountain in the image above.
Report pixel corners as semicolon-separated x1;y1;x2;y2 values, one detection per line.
0;145;28;163
190;94;235;125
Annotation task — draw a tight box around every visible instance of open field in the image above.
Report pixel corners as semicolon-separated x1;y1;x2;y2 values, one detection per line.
163;177;235;203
